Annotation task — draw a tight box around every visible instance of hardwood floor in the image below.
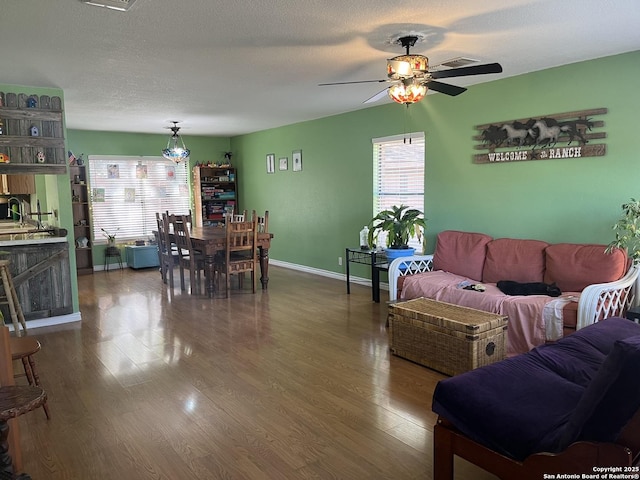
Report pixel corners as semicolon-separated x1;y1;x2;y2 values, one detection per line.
16;266;498;479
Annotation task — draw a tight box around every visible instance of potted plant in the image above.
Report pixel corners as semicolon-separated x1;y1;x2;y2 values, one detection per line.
606;198;640;263
101;227;119;247
367;204;427;261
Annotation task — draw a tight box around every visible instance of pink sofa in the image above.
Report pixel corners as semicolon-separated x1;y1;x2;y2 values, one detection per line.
388;230;639;356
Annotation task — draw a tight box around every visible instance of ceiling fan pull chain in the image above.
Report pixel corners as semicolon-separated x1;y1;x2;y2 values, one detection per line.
403;105;413;144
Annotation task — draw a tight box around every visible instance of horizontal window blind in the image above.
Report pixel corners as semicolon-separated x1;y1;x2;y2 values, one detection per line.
88;156;190;244
372;133;425;250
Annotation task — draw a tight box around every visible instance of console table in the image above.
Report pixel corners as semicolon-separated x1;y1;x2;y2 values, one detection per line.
345;247;388;303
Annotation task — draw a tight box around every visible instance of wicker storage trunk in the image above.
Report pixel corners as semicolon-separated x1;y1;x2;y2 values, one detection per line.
388;297;508;376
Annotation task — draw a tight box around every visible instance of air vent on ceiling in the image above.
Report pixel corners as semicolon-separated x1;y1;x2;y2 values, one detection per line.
80;0;136;11
437;57;479;69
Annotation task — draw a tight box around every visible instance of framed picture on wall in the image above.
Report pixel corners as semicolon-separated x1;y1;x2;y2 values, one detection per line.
292;150;302;171
266;153;275;174
279;157;288;171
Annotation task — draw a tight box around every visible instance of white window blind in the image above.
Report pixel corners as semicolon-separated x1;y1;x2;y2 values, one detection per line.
372;132;425;250
88;156;190;244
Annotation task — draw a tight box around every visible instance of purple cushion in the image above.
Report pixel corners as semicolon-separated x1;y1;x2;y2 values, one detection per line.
527;317;639;387
564;335;640;445
432;354;584;460
432;317;640;461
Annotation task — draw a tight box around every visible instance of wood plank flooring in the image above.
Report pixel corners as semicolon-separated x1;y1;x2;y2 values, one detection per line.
15;266;498;479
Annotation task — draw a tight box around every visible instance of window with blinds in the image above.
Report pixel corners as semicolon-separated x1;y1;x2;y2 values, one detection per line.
88;156;190;244
372;132;425;250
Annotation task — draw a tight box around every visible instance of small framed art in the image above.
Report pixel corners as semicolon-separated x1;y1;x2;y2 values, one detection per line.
292;150;302;171
279;157;288;171
266;153;275;174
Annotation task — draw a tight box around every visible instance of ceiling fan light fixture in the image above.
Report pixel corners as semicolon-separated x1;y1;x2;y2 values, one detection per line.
387;54;429;80
162;122;190;163
388;80;427;105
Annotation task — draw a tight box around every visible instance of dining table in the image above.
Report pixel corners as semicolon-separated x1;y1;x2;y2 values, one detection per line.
188;226;274;298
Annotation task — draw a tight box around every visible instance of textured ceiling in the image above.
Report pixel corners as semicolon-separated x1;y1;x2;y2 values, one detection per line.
1;0;639;137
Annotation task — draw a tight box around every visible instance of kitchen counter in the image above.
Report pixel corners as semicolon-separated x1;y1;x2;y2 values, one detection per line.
0;221;68;246
0;235;67;246
0;233;73;324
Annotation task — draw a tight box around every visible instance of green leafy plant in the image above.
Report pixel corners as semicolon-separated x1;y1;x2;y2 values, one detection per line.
606;198;640;263
367;204;426;250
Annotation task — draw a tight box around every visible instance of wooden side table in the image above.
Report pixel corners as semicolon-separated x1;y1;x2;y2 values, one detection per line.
0;385;46;479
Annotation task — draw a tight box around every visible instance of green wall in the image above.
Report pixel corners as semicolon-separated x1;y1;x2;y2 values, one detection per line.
231;51;640;275
66;129;231;267
9;51;639;299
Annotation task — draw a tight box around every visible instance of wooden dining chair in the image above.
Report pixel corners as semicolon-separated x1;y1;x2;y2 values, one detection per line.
227;209;248;222
255;210;269;233
166;209;192;226
217;216;258;297
169;214;204;294
156;213;178;288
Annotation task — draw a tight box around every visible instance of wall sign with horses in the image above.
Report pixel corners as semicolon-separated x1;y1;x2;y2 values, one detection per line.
473;107;607;164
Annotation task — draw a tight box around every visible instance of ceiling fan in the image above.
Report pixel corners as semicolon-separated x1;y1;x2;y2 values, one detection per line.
319;35;503;105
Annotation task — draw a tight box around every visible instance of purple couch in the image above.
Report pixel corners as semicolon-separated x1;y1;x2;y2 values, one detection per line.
432;317;640;478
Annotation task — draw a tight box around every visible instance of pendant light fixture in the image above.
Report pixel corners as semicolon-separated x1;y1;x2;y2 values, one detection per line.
162;122;190;162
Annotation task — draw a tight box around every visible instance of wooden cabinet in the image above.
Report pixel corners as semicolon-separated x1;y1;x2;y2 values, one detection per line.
5;175;35;194
0;241;73;321
0;91;66;175
193;166;238;227
69;164;93;275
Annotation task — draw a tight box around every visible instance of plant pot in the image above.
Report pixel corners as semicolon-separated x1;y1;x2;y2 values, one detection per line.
385;247;415;262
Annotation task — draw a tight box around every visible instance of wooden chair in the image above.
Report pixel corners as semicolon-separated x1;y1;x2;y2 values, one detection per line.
156;213;179;288
169;214;204;294
254;210;269;233
227;209;248;222
9;336;50;420
0;326;23;473
166;209;192;226
217;217;258;297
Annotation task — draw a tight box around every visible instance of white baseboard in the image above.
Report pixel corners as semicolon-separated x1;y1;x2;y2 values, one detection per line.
269;259;389;291
7;312;82;333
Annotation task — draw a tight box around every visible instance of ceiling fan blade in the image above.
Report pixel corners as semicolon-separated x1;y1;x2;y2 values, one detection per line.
363;88;390;104
318;79;387;86
430;62;503;79
426;80;467;96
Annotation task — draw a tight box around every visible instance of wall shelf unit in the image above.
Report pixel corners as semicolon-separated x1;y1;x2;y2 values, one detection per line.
69;164;93;275
193;165;238;227
0;92;66;174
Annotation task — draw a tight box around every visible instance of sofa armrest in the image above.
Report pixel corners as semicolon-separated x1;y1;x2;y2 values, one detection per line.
577;265;639;330
388;255;434;302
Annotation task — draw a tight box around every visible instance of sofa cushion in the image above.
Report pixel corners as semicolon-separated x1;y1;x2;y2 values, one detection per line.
432;230;493;281
482;238;549;284
544;243;628;292
432;317;640;461
432;352;586;461
549;332;640;451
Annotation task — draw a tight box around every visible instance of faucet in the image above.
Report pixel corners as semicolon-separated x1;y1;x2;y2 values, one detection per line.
7;197;24;225
29;199;54;230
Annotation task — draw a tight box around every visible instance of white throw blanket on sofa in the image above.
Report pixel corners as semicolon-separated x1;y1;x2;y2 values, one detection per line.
542;296;579;341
